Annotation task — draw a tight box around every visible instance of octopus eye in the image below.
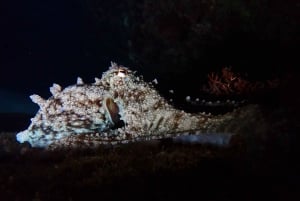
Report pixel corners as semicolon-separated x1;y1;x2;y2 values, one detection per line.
103;97;124;129
116;69;127;78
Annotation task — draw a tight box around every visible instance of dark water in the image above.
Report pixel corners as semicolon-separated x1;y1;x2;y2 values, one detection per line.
1;0;299;114
1;0;131;114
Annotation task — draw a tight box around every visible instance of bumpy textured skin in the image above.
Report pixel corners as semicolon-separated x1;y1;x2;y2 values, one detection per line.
16;62;257;149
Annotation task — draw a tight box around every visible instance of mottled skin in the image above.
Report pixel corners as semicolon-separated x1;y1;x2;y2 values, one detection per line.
16;62;258;149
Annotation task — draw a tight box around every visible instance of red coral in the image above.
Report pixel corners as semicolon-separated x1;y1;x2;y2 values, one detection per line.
203;67;280;96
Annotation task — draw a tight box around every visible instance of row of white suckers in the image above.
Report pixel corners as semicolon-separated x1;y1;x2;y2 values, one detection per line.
168;89;245;107
151;80;246;107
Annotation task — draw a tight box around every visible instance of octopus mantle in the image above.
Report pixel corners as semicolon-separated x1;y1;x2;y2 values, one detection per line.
16;62;258;149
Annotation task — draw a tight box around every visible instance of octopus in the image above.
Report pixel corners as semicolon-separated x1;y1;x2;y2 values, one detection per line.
16;62;258;149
